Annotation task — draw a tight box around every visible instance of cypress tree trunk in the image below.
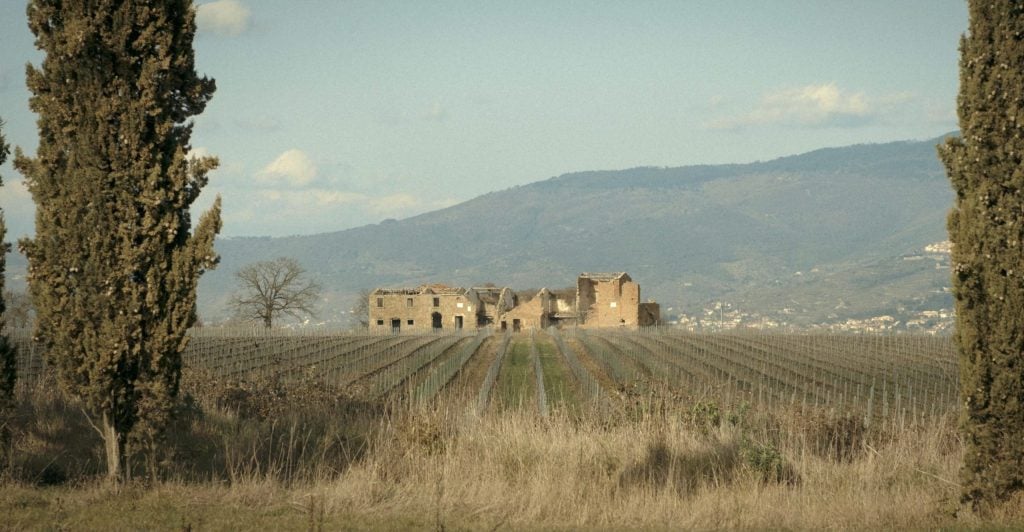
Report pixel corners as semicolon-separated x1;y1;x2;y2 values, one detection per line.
15;1;221;482
102;411;124;482
939;0;1024;508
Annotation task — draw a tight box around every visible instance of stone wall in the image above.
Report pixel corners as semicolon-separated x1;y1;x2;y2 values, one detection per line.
368;273;659;332
475;287;515;325
369;290;481;333
577;274;643;328
499;289;550;331
638;302;661;326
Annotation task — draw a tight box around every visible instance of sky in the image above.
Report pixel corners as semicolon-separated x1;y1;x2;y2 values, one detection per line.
0;1;967;238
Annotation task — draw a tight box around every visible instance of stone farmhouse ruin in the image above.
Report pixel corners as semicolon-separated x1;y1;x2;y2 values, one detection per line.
368;272;660;333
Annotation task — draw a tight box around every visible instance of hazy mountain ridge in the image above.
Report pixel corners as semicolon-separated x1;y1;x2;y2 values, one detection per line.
195;135;954;327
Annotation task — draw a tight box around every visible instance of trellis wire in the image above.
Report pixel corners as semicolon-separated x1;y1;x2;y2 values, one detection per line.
414;330;488;405
530;330;549;418
477;332;511;414
548;327;605;407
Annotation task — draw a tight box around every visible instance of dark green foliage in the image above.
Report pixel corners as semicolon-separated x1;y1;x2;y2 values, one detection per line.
0;117;14;472
14;1;221;481
939;0;1024;507
739;437;791;484
688;400;721;433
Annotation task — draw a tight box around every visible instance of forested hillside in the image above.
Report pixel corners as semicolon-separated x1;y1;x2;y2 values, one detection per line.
195;135;954;326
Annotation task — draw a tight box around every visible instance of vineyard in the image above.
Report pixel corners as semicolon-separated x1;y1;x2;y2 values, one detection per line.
12;327;958;424
11;327;1012;530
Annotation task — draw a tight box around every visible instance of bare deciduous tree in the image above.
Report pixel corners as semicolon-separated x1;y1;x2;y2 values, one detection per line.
229;258;321;328
3;290;35;329
351;288;371;329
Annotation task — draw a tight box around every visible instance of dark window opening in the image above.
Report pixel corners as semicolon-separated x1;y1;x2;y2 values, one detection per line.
407;298;414;307
433;297;440;307
407;319;414;325
376;319;384;326
376;297;383;307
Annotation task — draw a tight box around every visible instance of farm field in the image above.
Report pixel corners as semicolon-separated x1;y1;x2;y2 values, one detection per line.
12;327;960;424
7;328;1022;529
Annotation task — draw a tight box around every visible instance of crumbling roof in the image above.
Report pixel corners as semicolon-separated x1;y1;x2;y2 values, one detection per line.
419;284;466;295
372;287;421;296
372;284;466;296
549;287;577;301
515;287;549;304
475;292;500;304
472;286;506;305
579;272;629;282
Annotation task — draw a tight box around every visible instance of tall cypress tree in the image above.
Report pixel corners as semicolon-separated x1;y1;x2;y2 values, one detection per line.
939;0;1024;508
14;1;221;481
0;118;14;473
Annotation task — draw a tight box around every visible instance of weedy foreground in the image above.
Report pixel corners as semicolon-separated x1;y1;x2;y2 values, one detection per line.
2;330;1022;529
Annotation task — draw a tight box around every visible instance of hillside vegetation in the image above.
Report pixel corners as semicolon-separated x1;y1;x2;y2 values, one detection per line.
195;135;954;326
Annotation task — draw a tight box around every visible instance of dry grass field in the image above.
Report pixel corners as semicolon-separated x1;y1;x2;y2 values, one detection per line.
3;328;1022;530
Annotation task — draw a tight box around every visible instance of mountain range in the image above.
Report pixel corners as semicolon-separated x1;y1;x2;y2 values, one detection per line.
190;133;956;328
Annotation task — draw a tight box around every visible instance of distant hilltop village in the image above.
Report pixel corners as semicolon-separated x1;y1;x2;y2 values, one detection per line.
369;272;660;333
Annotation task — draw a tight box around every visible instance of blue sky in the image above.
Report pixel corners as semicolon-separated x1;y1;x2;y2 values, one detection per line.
0;1;966;238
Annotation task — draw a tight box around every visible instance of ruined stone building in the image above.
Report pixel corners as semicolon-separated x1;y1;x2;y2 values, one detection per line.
499;288;553;332
473;286;515;326
368;272;659;333
576;272;660;328
496;287;581;331
369;284;481;333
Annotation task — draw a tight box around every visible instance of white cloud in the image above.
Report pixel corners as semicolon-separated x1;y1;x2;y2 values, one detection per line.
430;198;459;210
213;161;456;236
257;188;366;206
368;193;422;217
925;101;957;126
259;149;317;187
877;91;915;106
196;0;251;37
258;189;282;201
422;102;448;122
708;83;877;130
210;186;461;236
313;190;367;206
188;146;212;159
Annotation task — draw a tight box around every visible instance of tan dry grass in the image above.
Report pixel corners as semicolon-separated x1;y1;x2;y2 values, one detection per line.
316;406;974;530
3;376;1023;530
